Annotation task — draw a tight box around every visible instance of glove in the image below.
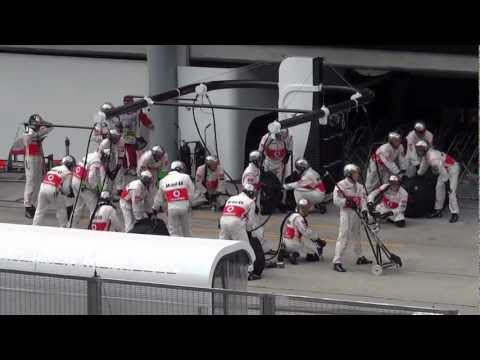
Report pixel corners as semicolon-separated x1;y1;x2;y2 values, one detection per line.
361;209;369;220
345;198;357;210
255;206;260;215
367;202;375;212
313;238;327;248
67;190;75;198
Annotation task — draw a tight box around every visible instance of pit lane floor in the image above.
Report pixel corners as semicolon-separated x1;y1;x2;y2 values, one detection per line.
0;180;478;314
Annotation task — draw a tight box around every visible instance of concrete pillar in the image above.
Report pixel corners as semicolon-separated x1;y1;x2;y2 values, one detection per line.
147;45;178;161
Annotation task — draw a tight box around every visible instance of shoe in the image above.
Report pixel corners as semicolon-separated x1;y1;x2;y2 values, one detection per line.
265;261;278;269
395;220;406;228
449;214;459;223
25;206;35;219
427;210;442;218
305;253;320;262
248;273;261;281
289;252;299;265
356;256;373;265
333;263;346;272
315;203;327;214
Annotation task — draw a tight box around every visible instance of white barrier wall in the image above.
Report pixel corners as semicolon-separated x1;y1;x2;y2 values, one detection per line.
0;53;148;160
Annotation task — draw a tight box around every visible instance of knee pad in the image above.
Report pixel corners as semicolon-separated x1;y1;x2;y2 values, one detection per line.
395;220;406;228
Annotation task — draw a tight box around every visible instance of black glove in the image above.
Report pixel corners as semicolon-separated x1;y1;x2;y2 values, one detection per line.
367;202;375;212
445;181;451;194
313;238;327;248
255;206;260;215
67;190;75;198
380;211;394;219
361;209;369;220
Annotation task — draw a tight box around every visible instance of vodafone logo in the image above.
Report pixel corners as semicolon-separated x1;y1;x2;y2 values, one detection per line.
75;167;81;174
173;190;181;198
274;150;281;158
47;174;54;181
226;206;235;213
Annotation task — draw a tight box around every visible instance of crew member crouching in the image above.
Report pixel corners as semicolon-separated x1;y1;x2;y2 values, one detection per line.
283;158;326;213
281;198;327;265
367;175;408;228
90;191;123;232
191;155;226;210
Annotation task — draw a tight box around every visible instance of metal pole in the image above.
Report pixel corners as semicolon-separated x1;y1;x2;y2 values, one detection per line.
260;293;276;315
87;277;102;315
152;101;312;114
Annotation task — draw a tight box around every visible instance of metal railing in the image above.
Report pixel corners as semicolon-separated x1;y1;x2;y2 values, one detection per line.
0;268;459;315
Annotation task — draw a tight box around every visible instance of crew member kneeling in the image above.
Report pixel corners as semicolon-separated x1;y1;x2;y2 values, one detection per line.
283;158;326;212
332;164;372;273
191;155;226;209
153;161;194;237
219;184;264;281
120;170;154;232
367;175;408;227
90;191;123;232
33;156;75;227
281;198;326;265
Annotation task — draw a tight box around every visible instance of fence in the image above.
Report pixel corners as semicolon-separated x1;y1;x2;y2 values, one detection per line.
0;268;458;315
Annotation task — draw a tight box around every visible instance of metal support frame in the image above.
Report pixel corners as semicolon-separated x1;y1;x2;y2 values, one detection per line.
87;276;102;315
152;101;312;114
260;294;276;315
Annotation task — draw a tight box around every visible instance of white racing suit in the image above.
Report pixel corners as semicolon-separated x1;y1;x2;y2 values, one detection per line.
137;150;169;212
405;130;434;177
154;171;194;237
191;164;226;208
367;184;408;222
91;203;123;232
365;143;407;192
70;152;107;228
284;167;326;206
418;149;460;215
241;163;269;251
119;179;150;232
92;120;110;145
32;165;73;227
282;213;321;258
219;192;263;272
332;178;367;265
97;138;125;194
120;110;154;171
258;132;292;182
23;126;52;208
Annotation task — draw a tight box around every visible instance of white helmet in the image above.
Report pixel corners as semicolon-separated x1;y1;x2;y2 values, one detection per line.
28;114;44;129
206;155;219;169
414;121;426;133
268;121;281;135
388;175;400;184
170;160;186;173
343;163;360;178
62;155;76;171
100;102;114;113
139;170;154;187
297;198;312;216
243;183;257;199
388;131;402;148
249;150;262;167
99;191;112;202
295;158;310;173
415;140;429;155
151;145;165;161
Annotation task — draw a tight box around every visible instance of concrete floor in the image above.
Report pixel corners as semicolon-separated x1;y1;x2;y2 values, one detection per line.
0;179;478;314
